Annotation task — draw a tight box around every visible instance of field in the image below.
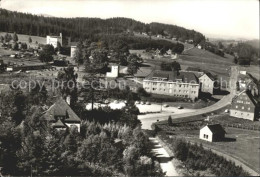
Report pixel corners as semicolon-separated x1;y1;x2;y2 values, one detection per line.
0;32;46;47
168;128;260;174
156;111;260;174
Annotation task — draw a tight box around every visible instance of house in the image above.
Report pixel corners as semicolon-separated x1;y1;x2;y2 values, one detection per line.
199;73;216;94
197;44;202;49
41;97;81;132
143;70;200;100
230;90;258;121
237;73;259;97
200;124;225;142
157;34;163;38
106;65;119;78
46;33;62;48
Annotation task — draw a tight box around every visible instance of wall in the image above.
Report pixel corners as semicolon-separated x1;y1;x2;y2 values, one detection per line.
230;109;255;121
199;127;213;142
143;80;199;100
199;74;214;94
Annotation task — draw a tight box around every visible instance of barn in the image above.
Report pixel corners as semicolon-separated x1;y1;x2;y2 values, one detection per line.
200;124;225;142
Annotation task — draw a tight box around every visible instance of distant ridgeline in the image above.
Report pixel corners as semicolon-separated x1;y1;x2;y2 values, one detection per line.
0;8;205;44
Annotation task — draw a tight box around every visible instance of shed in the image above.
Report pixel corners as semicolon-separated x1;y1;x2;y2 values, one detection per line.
199;124;225;142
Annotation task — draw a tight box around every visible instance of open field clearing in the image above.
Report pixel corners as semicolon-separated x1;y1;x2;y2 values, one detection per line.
0;32;46;46
162;127;260;174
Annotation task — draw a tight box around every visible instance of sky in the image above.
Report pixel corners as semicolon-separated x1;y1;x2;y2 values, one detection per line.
1;0;259;40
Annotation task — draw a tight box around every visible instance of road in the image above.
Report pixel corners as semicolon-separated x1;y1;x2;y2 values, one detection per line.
150;137;179;176
139;94;232;129
139;66;238;130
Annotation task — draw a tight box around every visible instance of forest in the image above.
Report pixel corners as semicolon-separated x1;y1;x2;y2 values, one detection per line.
0;73;163;176
0;8;205;43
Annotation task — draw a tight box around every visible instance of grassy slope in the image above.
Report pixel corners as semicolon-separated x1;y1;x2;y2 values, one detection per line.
0;32;46;46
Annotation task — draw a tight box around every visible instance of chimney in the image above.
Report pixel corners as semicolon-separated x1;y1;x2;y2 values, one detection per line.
66;95;71;105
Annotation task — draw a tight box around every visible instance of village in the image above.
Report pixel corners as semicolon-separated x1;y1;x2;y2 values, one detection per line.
0;1;259;176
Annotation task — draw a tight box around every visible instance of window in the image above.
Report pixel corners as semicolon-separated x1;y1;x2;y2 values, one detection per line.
242;106;244;109
203;134;208;139
248;107;250;111
236;105;238;108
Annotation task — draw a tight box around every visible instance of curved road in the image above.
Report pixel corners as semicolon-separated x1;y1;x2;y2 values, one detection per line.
139;94;232;129
139;66;238;130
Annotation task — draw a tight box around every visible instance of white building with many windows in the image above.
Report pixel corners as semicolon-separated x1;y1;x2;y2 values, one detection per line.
143;70;200;100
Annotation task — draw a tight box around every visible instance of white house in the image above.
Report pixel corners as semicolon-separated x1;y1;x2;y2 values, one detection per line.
106;65;119;78
199;124;225;142
46;33;62;48
199;73;216;95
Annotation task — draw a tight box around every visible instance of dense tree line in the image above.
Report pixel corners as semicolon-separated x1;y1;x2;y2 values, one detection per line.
149;22;205;44
159;135;250;176
0;8;204;43
0;87;162;176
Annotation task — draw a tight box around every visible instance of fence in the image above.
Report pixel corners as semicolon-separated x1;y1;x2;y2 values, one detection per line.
218;122;260;131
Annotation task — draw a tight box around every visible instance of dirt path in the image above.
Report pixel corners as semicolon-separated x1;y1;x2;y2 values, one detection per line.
150;137;179;176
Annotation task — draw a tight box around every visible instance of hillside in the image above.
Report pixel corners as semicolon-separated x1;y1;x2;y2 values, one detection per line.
245;39;259;49
0;8;205;43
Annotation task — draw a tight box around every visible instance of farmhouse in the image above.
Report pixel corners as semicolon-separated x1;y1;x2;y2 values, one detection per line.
238;72;259;97
200;124;225;142
143;70;200;100
230;90;258;121
199;72;216;94
41;97;81;132
46;33;62;48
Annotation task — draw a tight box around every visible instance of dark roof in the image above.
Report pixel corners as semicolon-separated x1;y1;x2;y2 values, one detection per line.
238;73;259;85
206;124;226;134
146;70;199;84
203;72;216;81
231;90;257;111
42;98;81;123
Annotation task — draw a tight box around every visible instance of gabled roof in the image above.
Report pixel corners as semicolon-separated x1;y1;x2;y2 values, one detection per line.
42;98;81;123
232;90;257;107
145;70;199;84
206;124;226;134
200;72;216;81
